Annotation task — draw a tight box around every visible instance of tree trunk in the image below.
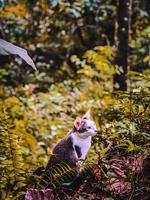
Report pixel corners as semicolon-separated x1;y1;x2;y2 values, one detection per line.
114;0;132;91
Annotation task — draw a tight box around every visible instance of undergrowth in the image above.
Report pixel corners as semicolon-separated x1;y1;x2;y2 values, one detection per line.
0;46;149;200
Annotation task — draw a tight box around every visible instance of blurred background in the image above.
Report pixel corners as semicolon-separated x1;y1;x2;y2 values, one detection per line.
0;1;149;199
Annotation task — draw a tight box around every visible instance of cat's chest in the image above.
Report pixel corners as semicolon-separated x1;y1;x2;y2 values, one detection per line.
71;134;91;159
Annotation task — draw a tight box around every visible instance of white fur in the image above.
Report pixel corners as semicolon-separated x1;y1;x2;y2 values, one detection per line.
71;133;91;160
69;111;97;161
77;119;97;138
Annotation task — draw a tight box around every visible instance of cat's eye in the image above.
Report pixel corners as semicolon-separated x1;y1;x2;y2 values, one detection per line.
87;126;91;129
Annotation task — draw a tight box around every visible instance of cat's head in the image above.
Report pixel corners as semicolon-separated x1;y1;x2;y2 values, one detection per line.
73;111;97;138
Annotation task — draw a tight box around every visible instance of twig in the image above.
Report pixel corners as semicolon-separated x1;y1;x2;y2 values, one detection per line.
128;187;135;200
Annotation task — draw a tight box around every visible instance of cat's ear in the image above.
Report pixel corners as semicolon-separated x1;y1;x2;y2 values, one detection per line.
82;111;90;120
74;117;82;130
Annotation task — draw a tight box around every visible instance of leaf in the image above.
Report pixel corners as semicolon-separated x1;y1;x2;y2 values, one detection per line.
144;55;150;64
25;133;38;152
25;189;55;200
0;39;37;71
100;143;112;157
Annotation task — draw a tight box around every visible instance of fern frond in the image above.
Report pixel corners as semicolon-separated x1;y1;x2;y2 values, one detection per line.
0;107;26;199
31;162;79;190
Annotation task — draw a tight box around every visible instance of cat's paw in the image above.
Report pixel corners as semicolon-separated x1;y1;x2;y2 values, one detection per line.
76;160;84;171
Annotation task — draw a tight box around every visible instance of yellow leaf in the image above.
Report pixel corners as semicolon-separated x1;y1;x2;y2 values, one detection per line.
2;2;28;17
144;55;150;65
25;133;38;152
100;143;111;157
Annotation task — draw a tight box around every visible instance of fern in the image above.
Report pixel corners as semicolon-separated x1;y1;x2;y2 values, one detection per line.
28;161;94;193
30;162;78;189
0;107;26;200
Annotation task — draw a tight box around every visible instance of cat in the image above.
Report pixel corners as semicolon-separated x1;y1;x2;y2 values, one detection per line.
46;111;97;169
32;111;97;191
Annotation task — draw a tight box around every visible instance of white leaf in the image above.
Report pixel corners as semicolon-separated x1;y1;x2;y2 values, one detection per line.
0;39;37;71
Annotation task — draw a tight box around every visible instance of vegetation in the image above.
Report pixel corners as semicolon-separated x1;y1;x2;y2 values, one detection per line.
0;0;150;199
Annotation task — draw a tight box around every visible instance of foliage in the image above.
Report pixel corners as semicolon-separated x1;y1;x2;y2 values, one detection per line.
0;44;149;199
0;107;26;199
130;1;150;71
25;188;55;200
31;162;79;189
0;0;149;87
0;0;150;199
